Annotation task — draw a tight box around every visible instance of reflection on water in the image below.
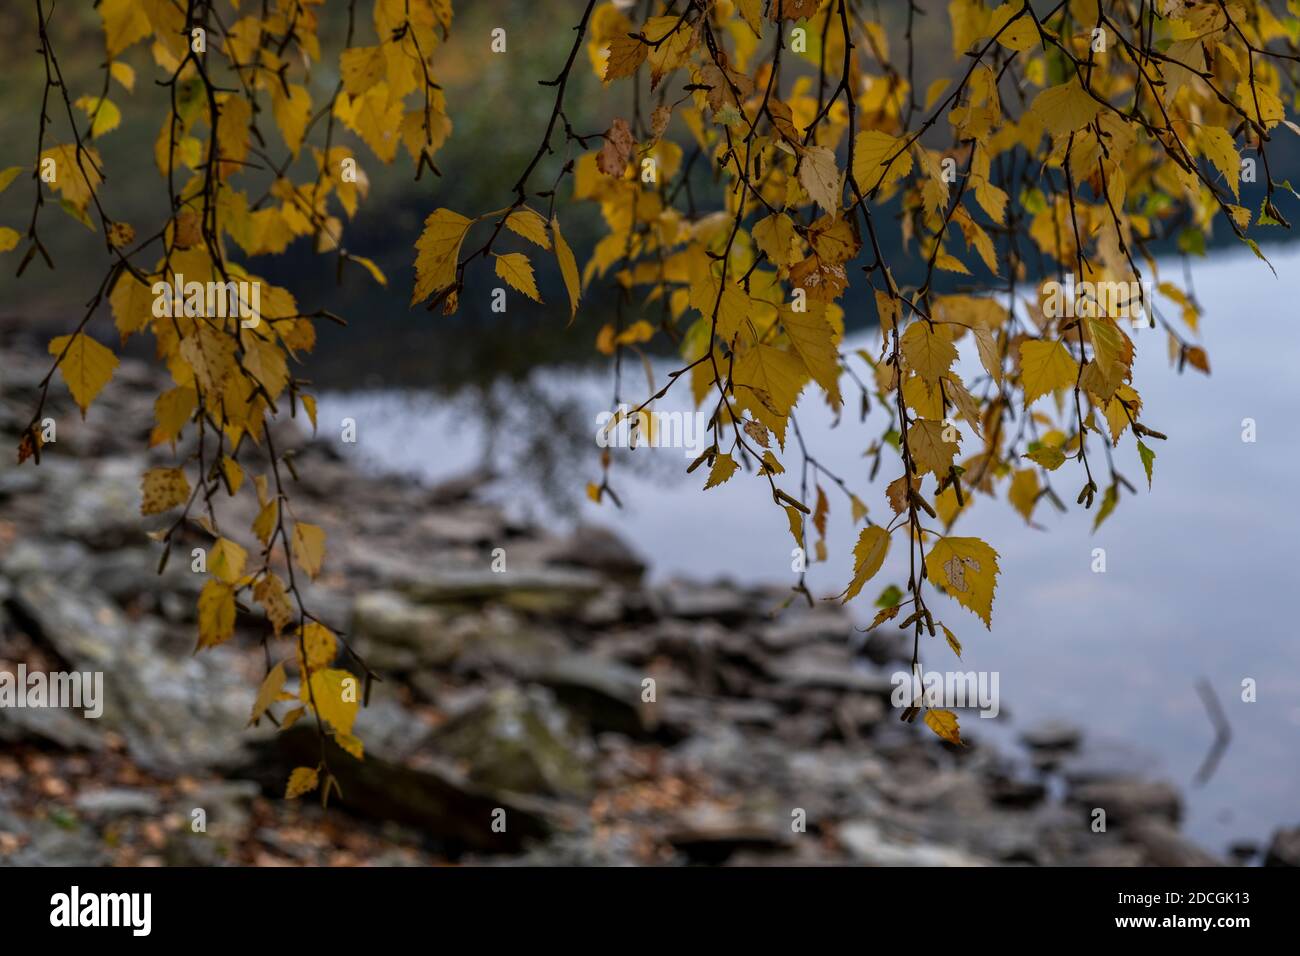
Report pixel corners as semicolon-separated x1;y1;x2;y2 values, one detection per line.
319;245;1300;856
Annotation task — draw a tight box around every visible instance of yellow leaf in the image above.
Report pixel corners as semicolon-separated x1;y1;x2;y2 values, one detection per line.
47;332;116;416
411;208;473;306
907;419;960;477
924;536;1000;628
1008;468;1039;522
1029;79;1102;138
779;304;841;407
602;34;647;82
736;0;764;36
253;499;279;545
736;343;808;446
299;621;338;672
799;146;843;215
348;254;387;286
254;573;294;635
249;661;288;726
504;207;551;249
552;217;581;320
901;322;957;384
149;386;195;448
0;227;19;253
495;252;542;302
209;537;248;583
197;579;236;650
841;525;890;603
292;522;326;579
852;130;912;193
99;0;151;57
1198;126;1240;199
285;766;319;799
73;96;121;139
940;623;962;658
140;466;190;515
0;167;23;194
335;732;365;760
1019;339;1077;407
271;84;311;156
221;456;244;495
1024;445;1066;470
753;213;799;267
924;708;963;745
40;144;103;213
704;452;739;489
339;45;387;96
109;60;136;92
309;668;359;736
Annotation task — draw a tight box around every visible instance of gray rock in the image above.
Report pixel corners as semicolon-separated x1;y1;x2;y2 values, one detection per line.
543;524;647;583
74;788;162;817
7;573;263;772
837;819;989;866
396;567;604;615
1020;719;1083;752
351;590;461;669
658;580;752;623
757;606;854;653
1068;778;1182;826
764;648;895;697
664;806;793;863
432;685;592;797
0;696;106;751
42;457;150;547
537;653;655;736
267;724;562;854
857;629;912;668
1264;826;1300;866
1126;819;1222;866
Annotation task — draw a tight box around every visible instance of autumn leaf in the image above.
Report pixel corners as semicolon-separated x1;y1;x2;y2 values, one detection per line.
48;334;118;416
924;708;963;745
299;621;338;672
209;537;248;583
197;579;236;650
411;208;473;306
704;452;739;489
292;522;327;580
504;208;551;249
551;217;581;320
852;130;912;193
799;146;843;215
1029;79;1102;138
753;213;799;267
924;537;1000;629
140;467;190;515
308;668;359;736
840;525;890;603
250;661;289;726
597;117;635;177
254;573;294;636
603;35;647;82
1019;339;1076;407
285;766;320;799
495;252;542;302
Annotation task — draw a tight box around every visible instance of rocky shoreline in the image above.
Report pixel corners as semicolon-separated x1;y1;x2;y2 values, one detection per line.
0;336;1294;867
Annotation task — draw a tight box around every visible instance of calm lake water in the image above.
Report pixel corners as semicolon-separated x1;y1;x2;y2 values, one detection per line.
319;244;1300;856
